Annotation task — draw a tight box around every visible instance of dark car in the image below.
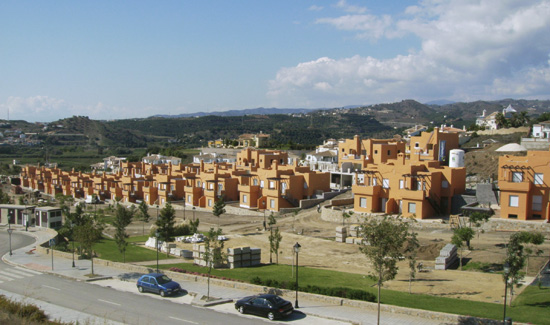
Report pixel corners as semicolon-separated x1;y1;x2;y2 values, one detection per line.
136;273;181;297
234;294;294;321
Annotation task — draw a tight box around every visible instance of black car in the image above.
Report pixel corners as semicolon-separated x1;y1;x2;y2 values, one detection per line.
234;294;294;321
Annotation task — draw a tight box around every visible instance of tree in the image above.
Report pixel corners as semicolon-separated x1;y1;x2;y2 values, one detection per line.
113;205;134;263
495;112;508;129
451;226;475;270
271;227;283;264
467;211;490;243
360;216;418;325
73;215;104;275
203;227;225;300
138;201;150;235
155;202;176;242
406;232;420;294
342;210;354;227
267;213;277;264
189;218;200;234
212;197;226;228
503;232;545;305
0;188;11;204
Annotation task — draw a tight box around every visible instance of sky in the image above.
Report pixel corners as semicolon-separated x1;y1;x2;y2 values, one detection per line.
1;0;549;122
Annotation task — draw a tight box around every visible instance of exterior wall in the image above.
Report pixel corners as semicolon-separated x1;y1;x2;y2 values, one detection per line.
498;149;550;222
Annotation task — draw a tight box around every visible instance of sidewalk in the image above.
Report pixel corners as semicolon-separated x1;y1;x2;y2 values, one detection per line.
2;227;450;325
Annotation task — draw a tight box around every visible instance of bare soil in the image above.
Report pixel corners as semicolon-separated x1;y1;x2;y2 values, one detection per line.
118;199;550;304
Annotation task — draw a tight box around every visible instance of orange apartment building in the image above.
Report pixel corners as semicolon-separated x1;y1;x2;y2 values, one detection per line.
344;128;466;219
21;149;330;213
498;149;550;222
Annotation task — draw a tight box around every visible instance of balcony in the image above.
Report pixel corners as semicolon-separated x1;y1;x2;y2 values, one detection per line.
398;189;425;200
499;180;531;193
352;184;381;196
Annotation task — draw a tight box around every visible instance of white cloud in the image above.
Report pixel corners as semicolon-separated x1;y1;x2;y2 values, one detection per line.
335;0;367;14
0;96;139;122
308;5;324;11
269;0;550;107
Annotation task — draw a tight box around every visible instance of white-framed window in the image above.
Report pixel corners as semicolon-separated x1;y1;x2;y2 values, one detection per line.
270;199;275;208
399;179;404;189
408;202;416;214
260;180;264;188
442;180;449;188
171;184;175;191
382;179;390;189
269;181;275;189
534;173;544;185
360;197;367;208
145;194;149;202
509;195;519;207
161;198;165;204
187;195;192;203
197;181;201;187
512;172;523;183
243;194;247;203
282;182;287;194
209;183;214;189
532;195;543;211
208;199;212;207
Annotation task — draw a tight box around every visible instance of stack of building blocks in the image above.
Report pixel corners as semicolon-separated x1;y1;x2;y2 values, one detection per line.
227;246;261;269
192;243;223;268
435;244;458;270
335;226;347;242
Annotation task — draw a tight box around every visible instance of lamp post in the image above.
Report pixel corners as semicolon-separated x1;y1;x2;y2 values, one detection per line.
183;201;186;220
192;207;196;221
7;229;13;256
24;199;28;231
155;230;160;273
71;222;75;268
294;242;301;308
503;263;510;324
156;204;159;221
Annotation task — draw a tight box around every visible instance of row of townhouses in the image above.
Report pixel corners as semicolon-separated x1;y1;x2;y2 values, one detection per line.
20;148;330;213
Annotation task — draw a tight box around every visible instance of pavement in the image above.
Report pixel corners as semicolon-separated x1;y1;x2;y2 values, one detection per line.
2;226;452;325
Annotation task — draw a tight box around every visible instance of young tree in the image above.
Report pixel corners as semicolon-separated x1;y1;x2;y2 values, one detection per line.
503;231;545;305
155;202;176;242
342;210;354;227
451;226;475;270
138;200;150;235
270;227;283;264
73;215;104;275
203;227;226;300
406;232;420;294
189;218;200;235
212;197;226;228
113;205;134;263
268;213;277;264
468;211;490;242
360;216;418;325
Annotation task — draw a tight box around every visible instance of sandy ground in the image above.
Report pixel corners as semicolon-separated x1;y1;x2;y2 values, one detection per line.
114;198;550;305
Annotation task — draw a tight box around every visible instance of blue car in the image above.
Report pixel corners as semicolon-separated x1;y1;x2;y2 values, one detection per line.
137;273;181;297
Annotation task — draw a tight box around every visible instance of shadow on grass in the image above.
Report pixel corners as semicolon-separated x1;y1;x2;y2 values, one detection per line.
399;278;452;282
525;301;550;308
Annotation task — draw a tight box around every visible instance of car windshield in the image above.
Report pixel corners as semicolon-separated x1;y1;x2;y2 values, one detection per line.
156;275;172;284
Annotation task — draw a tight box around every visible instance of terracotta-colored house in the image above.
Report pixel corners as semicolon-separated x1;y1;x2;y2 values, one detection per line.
498;149;550;222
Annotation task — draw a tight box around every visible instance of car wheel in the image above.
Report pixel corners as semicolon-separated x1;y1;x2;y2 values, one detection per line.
160;290;166;297
238;306;245;314
267;312;275;321
138;286;144;293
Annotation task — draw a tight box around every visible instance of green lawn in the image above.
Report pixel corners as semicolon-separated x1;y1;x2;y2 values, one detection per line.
150;262;549;324
74;237;174;263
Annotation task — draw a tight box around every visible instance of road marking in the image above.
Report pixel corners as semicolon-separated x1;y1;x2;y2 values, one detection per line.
15;267;42;275
0;270;23;279
42;285;60;291
98;299;120;306
169;316;198;324
10;269;37;277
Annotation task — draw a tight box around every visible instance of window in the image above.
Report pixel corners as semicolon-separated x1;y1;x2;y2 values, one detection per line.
399;179;404;189
442;180;449;188
532;214;542;219
417;181;423;191
187;195;191;203
360;197;367;208
270;199;275;208
382;179;390;189
508;214;518;219
387;150;391;155
408;202;416;214
243;194;247;203
534;173;544;185
260;180;264;188
374;150;378;154
414;142;419;148
208;199;212;207
512;172;523;183
532;195;542;211
372;178;377;186
253;179;258;186
509;195;519;207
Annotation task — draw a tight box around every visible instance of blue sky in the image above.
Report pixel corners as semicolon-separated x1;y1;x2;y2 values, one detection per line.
1;0;549;122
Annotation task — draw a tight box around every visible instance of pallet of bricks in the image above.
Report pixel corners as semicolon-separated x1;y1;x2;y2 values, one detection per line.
192;243;223;268
227;246;261;269
335;226;347;242
435;244;458;270
346;224;364;245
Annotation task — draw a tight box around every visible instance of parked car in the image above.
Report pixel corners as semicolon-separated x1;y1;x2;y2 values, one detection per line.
234;294;294;321
136;273;181;297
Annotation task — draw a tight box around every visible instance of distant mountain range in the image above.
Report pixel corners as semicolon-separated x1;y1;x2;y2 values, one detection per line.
152;107;322;118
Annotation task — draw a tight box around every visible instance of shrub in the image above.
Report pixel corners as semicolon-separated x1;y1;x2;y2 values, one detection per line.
172;224;191;237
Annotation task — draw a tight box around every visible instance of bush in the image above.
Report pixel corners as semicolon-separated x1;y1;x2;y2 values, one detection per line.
0;295;49;323
172;224;191;237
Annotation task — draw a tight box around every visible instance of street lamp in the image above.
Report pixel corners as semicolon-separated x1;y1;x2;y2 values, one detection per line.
155;229;160;273
294;242;301;308
183;201;186;220
192;207;196;221
7;229;13;256
156;204;159;221
263;201;266;231
503;262;510;324
70;222;75;268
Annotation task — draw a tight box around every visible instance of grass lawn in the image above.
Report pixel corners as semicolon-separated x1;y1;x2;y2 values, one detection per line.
87;237;174;263
149;262;548;324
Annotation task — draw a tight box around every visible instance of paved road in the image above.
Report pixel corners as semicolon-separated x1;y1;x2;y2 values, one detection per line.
0;231;293;324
